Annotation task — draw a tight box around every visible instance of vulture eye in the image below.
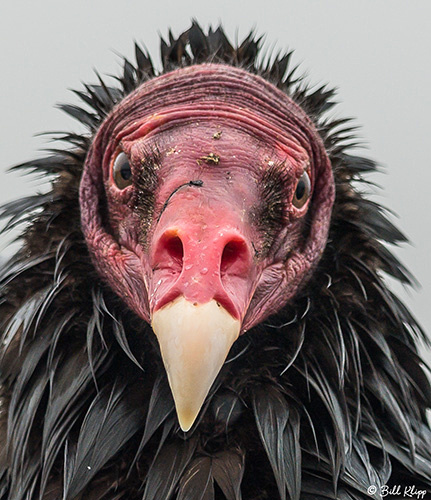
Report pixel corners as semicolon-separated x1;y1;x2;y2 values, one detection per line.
113;152;132;189
293;171;311;209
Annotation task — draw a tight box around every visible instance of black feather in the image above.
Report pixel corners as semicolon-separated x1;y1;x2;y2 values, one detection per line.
142;437;198;500
252;386;301;500
64;382;145;498
211;451;244;500
188;21;209;60
177;457;214;500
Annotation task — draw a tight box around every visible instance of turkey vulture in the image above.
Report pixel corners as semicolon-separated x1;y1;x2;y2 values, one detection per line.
1;23;431;500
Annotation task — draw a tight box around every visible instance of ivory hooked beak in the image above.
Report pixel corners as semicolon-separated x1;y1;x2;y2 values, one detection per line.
151;296;241;431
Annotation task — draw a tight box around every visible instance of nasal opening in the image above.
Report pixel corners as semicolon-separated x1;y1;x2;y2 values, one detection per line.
164;234;184;266
156;231;184;274
220;239;249;276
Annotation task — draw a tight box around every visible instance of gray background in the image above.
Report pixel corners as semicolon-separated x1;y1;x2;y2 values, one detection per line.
1;1;430;358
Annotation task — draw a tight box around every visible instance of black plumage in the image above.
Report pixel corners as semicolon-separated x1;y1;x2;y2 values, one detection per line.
1;22;431;500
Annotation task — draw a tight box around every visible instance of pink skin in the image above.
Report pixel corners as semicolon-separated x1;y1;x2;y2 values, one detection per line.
80;64;335;332
124;122;300;322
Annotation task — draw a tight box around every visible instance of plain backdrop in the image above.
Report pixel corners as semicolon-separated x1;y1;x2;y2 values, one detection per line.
1;1;430;360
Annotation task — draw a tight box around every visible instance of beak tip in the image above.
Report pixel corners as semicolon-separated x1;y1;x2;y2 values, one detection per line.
178;418;194;433
176;401;201;432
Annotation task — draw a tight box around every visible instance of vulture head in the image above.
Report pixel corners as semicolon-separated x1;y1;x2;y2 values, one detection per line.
81;62;334;430
1;23;430;500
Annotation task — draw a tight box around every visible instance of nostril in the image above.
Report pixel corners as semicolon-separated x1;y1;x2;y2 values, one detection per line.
153;232;184;274
164;235;184;266
221;240;248;275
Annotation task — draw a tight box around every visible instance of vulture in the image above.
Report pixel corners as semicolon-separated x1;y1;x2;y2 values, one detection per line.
1;23;431;500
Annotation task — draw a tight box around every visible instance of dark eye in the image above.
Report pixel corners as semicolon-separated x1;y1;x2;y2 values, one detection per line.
293;171;311;209
113;152;132;189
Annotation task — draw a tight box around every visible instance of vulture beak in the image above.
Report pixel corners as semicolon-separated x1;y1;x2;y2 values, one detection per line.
148;184;258;431
152;297;240;431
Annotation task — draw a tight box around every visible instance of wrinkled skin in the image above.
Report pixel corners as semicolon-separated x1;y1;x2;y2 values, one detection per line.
81;64;334;330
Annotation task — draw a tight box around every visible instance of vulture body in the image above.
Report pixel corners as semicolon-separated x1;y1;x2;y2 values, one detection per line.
1;24;431;500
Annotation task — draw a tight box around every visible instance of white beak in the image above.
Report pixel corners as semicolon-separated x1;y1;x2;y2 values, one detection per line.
151;296;241;431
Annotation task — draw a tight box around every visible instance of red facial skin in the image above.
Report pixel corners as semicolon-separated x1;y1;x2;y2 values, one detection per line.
80;64;334;332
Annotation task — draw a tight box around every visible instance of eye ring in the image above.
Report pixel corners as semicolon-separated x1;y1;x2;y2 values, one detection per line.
293;171;311;209
112;151;132;189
